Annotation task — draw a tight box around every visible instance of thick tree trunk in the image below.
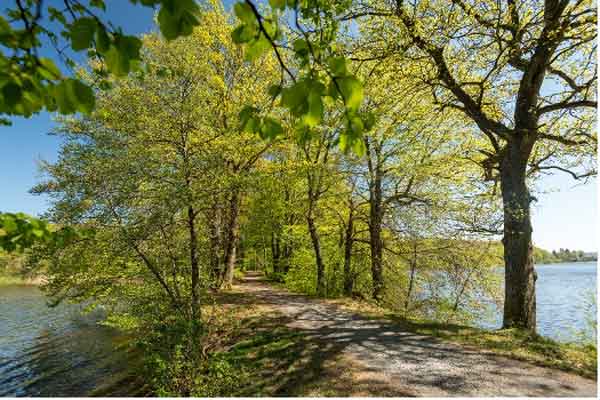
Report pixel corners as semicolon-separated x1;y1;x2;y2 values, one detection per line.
343;207;354;296
223;190;241;288
307;213;326;296
500;140;537;331
187;205;200;320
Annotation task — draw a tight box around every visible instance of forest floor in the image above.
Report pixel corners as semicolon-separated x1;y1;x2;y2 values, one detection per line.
214;271;597;397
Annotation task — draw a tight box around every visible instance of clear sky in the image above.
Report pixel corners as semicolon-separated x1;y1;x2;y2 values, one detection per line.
0;1;597;253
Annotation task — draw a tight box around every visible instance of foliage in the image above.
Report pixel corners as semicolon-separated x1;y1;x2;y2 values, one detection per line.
7;0;597;394
0;0;201;123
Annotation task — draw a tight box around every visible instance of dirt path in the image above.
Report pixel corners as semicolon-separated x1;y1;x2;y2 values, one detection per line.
232;272;597;397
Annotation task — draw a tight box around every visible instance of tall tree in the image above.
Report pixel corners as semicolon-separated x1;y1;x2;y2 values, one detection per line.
235;0;597;331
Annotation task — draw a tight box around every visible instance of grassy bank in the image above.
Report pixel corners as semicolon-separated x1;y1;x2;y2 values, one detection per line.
0;273;44;286
327;298;597;380
0;274;25;285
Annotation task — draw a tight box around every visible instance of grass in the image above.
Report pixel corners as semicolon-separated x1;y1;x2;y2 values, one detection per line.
0;274;26;285
328;297;597;380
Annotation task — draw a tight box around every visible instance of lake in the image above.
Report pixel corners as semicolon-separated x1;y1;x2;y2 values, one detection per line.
481;261;597;341
0;285;147;397
0;262;596;396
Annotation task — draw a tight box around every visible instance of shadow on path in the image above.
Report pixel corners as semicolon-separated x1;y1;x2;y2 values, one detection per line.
219;272;597;397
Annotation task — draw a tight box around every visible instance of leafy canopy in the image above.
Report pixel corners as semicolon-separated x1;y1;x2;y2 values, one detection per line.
0;0;201;124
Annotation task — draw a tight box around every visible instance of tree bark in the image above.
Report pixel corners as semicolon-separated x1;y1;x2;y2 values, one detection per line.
500;139;537;331
271;231;281;273
343;205;355;296
223;190;241;288
208;203;223;288
307;212;326;296
366;138;385;301
187;205;200;320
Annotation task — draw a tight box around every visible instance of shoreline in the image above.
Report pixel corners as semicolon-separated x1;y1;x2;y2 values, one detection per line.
0;275;46;286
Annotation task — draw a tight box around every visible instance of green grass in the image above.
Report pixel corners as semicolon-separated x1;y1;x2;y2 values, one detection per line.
0;274;26;285
331;298;597;379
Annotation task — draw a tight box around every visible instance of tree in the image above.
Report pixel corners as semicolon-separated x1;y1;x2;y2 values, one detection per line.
30;1;279;320
234;0;597;331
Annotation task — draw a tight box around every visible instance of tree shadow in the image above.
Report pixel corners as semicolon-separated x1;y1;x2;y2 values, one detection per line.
211;274;596;396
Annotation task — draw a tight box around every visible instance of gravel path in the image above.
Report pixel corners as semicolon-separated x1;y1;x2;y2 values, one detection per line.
233;272;597;397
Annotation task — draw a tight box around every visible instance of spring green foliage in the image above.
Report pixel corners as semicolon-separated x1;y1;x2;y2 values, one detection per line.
230;0;371;151
0;0;201;124
0;213;51;251
5;0;596;394
0;212;86;253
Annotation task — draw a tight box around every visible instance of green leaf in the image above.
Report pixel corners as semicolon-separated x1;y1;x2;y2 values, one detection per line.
69;18;97;51
104;35;142;76
245;36;270;61
281;80;308;116
70;79;95;114
53;79;95;114
239;105;259;132
157;0;201;40
268;84;281;99
328;56;348;77
260;117;283;139
38;58;62;80
95;26;111;53
232;24;256;44
90;0;106;10
304;89;323;127
338;76;363;111
2;83;22;106
293;38;309;60
234;2;256;25
352;136;366;156
348;115;364;136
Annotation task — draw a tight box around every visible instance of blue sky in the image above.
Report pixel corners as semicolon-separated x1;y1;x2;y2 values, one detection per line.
0;1;597;253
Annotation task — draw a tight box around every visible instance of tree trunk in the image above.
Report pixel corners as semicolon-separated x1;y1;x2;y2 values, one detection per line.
271;231;281;273
500;139;537;331
208;203;223;288
187;205;200;320
307;213;326;296
283;242;292;273
404;242;417;312
369;175;384;301
343;206;355;296
223;190;241;288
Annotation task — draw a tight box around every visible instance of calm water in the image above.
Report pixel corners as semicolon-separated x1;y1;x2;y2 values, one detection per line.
482;262;598;341
0;285;146;397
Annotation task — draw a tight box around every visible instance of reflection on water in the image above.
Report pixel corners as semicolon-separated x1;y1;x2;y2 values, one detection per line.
0;285;146;397
481;262;597;341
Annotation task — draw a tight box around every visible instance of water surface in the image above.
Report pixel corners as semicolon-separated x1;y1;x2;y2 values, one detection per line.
482;262;597;341
0;285;145;397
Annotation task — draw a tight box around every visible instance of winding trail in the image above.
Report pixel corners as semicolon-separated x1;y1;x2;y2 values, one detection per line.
232;272;597;397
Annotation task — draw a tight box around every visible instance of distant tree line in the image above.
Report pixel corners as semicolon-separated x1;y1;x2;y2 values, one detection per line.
533;248;597;264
